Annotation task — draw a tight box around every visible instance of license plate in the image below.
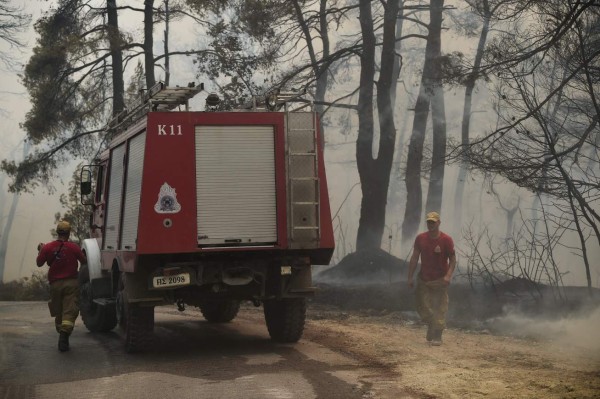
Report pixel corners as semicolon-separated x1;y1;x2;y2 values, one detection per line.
152;273;190;288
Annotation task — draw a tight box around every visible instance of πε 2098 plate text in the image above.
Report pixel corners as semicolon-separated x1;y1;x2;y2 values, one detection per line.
152;273;190;288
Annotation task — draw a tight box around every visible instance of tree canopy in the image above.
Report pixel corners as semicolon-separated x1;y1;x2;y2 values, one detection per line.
1;0;599;288
0;0;31;68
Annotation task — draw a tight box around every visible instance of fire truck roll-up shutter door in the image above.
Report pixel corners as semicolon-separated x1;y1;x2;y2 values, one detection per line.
195;125;277;246
121;131;146;250
104;143;126;250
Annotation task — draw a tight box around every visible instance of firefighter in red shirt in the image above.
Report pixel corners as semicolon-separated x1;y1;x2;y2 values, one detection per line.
36;220;87;352
407;211;456;346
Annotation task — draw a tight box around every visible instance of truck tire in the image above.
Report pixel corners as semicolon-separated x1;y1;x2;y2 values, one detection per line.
117;273;154;353
199;300;241;323
78;265;117;332
263;298;306;343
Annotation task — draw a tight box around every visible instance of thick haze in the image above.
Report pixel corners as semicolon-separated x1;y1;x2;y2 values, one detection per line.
1;1;61;282
0;1;204;282
1;1;598;287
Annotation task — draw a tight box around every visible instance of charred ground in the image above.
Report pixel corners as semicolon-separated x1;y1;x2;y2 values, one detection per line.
313;249;600;333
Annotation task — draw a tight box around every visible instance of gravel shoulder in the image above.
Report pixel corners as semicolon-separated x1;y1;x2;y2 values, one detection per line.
303;304;600;399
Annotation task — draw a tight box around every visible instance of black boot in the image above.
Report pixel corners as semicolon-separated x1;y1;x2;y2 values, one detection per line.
58;332;70;352
431;329;443;346
426;324;434;342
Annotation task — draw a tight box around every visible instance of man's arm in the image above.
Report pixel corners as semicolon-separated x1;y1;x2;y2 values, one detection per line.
443;253;456;285
407;246;420;289
36;244;47;267
74;244;87;265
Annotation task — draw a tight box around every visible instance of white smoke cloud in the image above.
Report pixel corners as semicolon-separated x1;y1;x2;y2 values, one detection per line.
488;305;600;352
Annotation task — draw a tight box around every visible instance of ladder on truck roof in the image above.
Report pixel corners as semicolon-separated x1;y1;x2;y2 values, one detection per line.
106;82;204;134
245;89;312;112
286;111;321;248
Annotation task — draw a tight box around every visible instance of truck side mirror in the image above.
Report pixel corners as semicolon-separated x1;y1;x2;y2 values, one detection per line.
81;181;92;195
81;170;92;195
80;167;94;205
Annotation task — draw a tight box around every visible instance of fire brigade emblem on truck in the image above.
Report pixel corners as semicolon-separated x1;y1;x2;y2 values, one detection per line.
154;182;181;213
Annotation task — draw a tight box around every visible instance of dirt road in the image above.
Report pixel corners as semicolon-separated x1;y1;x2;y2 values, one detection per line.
0;301;406;399
305;304;600;399
1;301;599;398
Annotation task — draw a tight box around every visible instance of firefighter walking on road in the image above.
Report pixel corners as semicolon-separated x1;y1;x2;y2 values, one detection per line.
407;212;456;346
36;220;87;352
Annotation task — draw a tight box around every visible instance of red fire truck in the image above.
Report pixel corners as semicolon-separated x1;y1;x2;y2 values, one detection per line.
78;83;334;352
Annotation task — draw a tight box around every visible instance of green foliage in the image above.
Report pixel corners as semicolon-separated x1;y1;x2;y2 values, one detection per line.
438;51;488;86
196;26;274;108
186;0;288;108
125;62;147;106
0;270;50;301
1;0;119;192
54;163;89;245
233;0;288;40
22;1;89;143
184;0;231;15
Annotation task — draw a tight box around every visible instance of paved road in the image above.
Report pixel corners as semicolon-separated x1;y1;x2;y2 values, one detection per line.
0;302;403;399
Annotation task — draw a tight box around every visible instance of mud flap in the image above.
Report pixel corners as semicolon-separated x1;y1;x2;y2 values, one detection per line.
285;266;316;297
122;270;164;305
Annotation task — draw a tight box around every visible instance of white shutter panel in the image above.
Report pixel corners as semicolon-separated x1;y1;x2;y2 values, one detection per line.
104;144;126;250
121;132;146;250
196;126;277;246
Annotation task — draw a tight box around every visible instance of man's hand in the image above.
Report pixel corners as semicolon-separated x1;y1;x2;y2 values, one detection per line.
407;246;420;291
443;274;451;285
37;243;44;252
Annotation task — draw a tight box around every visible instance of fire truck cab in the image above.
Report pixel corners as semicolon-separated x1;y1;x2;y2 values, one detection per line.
78;83;334;352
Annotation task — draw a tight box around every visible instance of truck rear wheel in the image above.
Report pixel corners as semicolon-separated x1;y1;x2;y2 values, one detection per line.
117;274;154;353
199;300;241;323
78;265;117;332
263;298;306;343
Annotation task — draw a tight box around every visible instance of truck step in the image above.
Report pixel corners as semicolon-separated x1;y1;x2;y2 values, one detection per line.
290;177;318;181
289;287;317;294
93;298;116;307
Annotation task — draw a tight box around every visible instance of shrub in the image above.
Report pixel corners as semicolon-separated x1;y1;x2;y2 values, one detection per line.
0;270;50;301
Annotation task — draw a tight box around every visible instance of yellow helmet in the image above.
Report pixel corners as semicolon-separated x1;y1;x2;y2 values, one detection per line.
56;220;71;235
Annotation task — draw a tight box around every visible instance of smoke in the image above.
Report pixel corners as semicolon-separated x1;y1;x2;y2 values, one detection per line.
487;305;600;353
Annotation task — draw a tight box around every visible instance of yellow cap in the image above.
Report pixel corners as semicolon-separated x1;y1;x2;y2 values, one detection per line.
56;220;71;234
426;212;440;222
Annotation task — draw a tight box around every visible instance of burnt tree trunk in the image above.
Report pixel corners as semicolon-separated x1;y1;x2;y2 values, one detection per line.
356;0;399;251
390;0;404;108
315;0;330;122
424;0;446;218
144;0;156;88
107;0;125;116
455;0;490;235
401;0;444;244
291;0;330;146
425;88;446;214
387;1;407;240
356;0;376;249
163;0;170;85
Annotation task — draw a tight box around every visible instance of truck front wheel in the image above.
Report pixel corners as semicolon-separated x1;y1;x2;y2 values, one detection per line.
117;273;154;353
199;300;241;323
263;298;306;343
78;265;117;332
